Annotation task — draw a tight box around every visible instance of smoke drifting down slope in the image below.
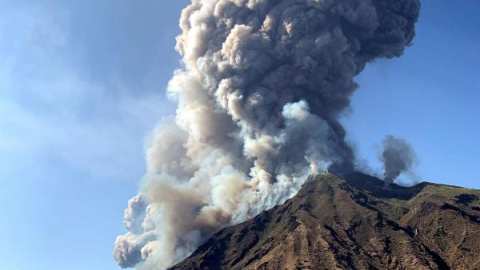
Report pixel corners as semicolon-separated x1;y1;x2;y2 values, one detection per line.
114;0;420;269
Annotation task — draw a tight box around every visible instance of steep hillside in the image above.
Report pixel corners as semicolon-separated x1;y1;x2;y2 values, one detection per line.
170;173;480;270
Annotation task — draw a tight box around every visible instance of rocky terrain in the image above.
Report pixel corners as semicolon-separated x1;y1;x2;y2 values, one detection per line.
170;173;480;270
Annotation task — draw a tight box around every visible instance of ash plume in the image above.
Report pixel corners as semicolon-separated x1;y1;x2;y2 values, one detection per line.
381;135;418;187
114;0;420;269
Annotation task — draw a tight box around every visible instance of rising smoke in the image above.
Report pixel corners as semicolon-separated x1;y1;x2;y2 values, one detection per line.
381;135;418;187
114;0;420;268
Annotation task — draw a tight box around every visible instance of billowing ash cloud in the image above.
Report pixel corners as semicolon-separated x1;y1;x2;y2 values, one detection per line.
114;0;420;268
381;135;418;187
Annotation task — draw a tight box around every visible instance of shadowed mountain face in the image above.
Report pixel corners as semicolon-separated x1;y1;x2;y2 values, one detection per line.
169;173;480;270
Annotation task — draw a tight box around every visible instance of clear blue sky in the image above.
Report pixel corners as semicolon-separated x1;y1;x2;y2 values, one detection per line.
0;1;478;269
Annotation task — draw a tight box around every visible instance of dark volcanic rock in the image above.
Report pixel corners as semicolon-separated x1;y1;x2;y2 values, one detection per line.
170;173;480;270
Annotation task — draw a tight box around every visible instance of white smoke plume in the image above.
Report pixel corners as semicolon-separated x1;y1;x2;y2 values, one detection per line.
381;135;419;187
114;0;420;268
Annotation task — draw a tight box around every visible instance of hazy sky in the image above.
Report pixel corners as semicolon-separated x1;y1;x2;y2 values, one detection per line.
0;0;478;269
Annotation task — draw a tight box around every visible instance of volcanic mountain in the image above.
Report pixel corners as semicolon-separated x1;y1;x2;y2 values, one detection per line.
170;173;480;270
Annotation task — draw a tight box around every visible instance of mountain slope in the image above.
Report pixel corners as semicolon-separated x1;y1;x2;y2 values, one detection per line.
170;173;480;270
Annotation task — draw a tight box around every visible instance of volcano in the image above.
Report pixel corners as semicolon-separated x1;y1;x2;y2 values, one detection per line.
169;173;480;270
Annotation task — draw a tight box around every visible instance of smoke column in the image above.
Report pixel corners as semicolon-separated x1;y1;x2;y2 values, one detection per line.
381;135;418;187
114;0;420;269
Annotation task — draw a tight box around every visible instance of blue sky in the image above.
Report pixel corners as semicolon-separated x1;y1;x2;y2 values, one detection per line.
0;1;478;269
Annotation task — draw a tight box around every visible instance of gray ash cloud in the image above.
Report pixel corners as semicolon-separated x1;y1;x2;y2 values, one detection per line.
114;0;420;268
381;135;419;187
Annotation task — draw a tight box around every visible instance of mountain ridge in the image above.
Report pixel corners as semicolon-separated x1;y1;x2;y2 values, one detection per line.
170;173;480;270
